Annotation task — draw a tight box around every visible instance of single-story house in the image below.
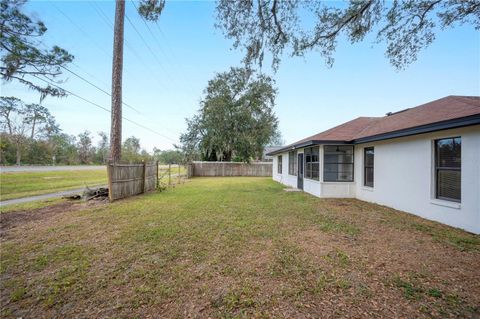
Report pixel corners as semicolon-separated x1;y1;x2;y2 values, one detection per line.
267;96;480;234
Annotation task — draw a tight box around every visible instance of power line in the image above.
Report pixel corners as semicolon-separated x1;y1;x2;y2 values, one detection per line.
52;1;140;82
32;75;178;144
60;65;141;114
89;0;169;88
71;61;110;88
51;1;183;137
52;2;111;58
61;63;183;136
89;1;114;30
129;0;197;95
124;13;176;85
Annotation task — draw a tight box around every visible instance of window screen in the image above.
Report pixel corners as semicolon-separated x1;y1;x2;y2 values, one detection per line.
277;155;282;174
288;150;297;176
305;146;319;180
323;145;354;182
435;137;461;202
364;147;374;187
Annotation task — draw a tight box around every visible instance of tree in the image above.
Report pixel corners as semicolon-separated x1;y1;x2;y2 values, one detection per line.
109;0;125;162
96;131;109;164
0;96;56;164
216;0;480;71
49;133;78;165
77;131;94;164
0;0;74;99
1;96;62;165
153;148;184;164
0;96;29;164
268;130;285;146
122;136;141;162
180;67;278;162
120;136;153;162
0;132;15;164
24;103;52;139
108;0;165;162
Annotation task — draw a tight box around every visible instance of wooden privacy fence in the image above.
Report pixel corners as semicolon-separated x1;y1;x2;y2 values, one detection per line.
188;161;272;177
107;161;158;201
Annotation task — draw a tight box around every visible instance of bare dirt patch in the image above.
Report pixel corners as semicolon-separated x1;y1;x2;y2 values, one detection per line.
0;200;107;239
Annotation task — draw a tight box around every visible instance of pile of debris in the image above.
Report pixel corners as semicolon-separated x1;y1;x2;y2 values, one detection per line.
63;186;109;201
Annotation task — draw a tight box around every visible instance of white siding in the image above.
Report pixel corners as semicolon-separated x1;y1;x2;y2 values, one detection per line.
273;151;301;188
272;125;480;234
303;179;320;197
321;182;356;198
355;125;480;234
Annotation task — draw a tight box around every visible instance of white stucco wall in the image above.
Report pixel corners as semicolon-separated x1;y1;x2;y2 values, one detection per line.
273;151;304;189
271;125;480;234
355;125;480;234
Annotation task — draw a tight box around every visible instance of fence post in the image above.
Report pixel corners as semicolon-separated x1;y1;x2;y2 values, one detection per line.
107;161;113;202
168;163;171;186
142;160;147;193
156;160;159;189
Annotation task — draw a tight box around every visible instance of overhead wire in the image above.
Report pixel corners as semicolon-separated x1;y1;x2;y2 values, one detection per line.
129;0;197;95
90;0;169;88
32;75;179;144
60;65;141;114
48;1;185;140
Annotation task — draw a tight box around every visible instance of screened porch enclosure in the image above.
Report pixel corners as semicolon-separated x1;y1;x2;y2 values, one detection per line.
323;145;354;182
276;144;357;184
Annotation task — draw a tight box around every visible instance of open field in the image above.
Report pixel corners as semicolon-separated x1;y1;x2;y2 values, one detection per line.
1;177;479;318
0;165;186;202
0;165;106;173
0;170;108;201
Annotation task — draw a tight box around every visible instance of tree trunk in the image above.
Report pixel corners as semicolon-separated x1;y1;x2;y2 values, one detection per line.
109;0;125;162
15;143;21;166
30;118;36;139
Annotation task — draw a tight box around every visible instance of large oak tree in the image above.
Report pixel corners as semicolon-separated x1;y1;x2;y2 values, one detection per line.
180;67;279;162
215;0;480;70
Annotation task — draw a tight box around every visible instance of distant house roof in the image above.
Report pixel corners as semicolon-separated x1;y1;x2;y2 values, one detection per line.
263;146;283;158
268;96;480;156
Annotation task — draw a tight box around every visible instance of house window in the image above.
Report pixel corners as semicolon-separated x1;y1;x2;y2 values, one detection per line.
288;150;297;176
364;147;374;187
323;145;354;182
435;137;461;202
305;146;319;180
277;155;282;174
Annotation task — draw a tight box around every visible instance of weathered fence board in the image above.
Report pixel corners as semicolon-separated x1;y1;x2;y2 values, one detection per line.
108;161;158;201
188;161;272;177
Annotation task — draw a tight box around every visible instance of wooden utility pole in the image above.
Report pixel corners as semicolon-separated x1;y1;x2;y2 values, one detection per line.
109;0;125;162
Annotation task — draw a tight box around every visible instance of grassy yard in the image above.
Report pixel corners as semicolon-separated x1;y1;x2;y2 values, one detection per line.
1;177;479;318
0;165;186;201
0;170;107;201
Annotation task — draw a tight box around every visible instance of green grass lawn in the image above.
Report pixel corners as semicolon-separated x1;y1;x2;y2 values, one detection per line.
0;170;108;201
1;177;479;318
0;165;186;201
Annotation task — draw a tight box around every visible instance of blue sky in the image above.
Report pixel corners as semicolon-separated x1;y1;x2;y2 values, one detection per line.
2;0;479;152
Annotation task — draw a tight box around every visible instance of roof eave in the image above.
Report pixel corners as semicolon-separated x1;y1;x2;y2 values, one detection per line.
267;114;480;156
353;114;480;144
266;139;352;156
